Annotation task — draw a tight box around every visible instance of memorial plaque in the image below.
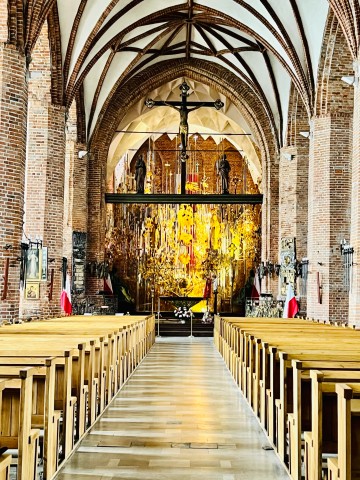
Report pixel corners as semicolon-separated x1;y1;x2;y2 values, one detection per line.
72;232;87;294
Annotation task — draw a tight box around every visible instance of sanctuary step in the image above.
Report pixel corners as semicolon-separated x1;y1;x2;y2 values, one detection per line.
157;318;214;337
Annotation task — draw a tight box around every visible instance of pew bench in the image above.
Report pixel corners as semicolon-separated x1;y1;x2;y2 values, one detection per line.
0;370;42;480
302;371;360;480
288;360;360;480
0;315;156;479
215;317;360;480
0;454;11;480
326;384;360;480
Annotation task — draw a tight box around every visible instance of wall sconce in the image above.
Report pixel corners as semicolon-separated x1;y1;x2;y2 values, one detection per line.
267;261;274;275
340;238;353;255
340;238;346;254
299;131;311;139
341;76;358;87
78;150;88;159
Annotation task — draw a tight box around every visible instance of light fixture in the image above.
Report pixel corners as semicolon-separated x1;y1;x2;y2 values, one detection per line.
299;131;310;139
78;150;88;159
282;153;294;161
341;76;358;86
340;238;353;255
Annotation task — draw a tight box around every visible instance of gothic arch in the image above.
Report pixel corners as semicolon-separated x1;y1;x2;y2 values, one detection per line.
87;58;280;274
315;9;354;116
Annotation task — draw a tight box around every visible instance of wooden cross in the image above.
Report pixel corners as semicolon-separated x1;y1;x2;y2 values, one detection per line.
145;80;224;194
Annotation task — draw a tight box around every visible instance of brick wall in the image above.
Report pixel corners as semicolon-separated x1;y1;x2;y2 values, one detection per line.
21;23;66;319
0;44;27;322
307;115;352;322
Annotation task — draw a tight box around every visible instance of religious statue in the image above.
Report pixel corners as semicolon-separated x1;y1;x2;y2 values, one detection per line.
218;154;231;194
135;155;146;194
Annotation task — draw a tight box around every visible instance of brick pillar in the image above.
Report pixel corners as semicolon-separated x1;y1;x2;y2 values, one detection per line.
262;152;279;295
307;114;352;322
63;137;88;261
0;44;27;322
87;151;106;294
279;145;309;259
0;1;8;42
279;142;309;308
349;76;360;327
22;102;66;319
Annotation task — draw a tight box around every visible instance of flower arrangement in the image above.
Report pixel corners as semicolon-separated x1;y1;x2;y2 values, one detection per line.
174;306;191;320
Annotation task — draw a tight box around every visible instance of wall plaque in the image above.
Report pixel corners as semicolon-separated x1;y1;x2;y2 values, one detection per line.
72;232;87;294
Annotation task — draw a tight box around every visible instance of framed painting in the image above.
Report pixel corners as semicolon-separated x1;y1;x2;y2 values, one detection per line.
26;248;41;280
25;282;39;300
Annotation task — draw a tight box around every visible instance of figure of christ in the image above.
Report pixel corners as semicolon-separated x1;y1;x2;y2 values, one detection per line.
145;81;224;160
165;103;203;158
145;81;224;193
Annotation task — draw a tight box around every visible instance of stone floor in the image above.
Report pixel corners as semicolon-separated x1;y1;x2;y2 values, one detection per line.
54;337;290;480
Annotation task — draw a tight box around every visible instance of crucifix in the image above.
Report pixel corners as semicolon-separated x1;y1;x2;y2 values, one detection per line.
145;80;224;194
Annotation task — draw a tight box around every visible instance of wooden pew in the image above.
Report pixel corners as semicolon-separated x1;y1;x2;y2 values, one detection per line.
289;359;360;480
0;348;78;479
0;315;155;479
214;317;360;480
0;368;42;480
327;384;360;480
0;454;11;480
302;371;360;480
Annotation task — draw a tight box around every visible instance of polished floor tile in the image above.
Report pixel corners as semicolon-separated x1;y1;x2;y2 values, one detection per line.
54;337;290;480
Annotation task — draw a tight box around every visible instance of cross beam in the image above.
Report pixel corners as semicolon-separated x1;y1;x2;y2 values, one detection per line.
105;193;263;205
145;80;224;194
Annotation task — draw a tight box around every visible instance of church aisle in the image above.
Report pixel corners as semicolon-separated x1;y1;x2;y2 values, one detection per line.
54;338;290;480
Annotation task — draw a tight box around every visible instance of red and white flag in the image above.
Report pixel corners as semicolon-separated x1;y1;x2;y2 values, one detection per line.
61;274;72;315
283;283;299;318
251;269;261;298
104;274;113;294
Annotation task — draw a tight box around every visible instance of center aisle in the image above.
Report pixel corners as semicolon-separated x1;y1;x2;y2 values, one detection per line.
55;338;290;480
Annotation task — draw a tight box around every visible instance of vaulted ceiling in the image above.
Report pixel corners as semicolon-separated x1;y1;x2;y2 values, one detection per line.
18;0;329;181
55;0;329;147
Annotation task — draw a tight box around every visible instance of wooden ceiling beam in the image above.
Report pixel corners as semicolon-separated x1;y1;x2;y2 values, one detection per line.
195;25;217;55
205;23;260;50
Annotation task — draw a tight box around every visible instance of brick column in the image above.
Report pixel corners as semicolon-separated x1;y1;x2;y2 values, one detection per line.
349;76;360;327
0;1;7;42
63;104;88;261
279;144;309;259
261;152;279;295
87;151;106;294
22;102;66;319
307;114;352;322
278;142;309;308
0;44;27;322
